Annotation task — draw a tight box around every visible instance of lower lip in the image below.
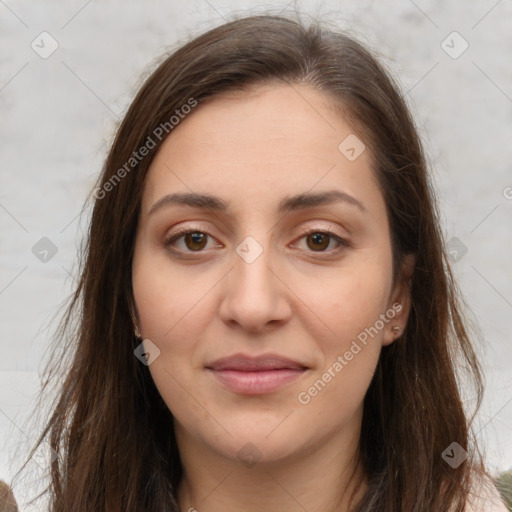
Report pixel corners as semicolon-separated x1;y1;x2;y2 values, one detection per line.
207;368;307;395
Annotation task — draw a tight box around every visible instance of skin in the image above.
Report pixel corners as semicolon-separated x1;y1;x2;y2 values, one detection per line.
131;83;413;512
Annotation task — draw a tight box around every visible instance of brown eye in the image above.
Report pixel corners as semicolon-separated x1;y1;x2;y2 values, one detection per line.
306;232;331;251
164;229;217;253
182;232;208;251
297;230;348;253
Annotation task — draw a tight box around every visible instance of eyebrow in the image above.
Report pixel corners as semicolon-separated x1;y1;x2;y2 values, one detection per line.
148;189;366;216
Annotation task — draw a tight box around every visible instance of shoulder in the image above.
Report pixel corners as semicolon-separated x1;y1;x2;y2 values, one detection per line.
464;477;508;512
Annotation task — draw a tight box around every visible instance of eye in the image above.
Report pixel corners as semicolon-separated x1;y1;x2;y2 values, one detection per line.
293;229;348;253
163;228;220;253
163;227;348;255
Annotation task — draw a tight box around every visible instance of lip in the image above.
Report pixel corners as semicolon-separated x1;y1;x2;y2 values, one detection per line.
205;353;309;395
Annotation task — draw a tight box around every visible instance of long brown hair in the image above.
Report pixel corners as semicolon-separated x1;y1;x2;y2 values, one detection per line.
16;11;487;511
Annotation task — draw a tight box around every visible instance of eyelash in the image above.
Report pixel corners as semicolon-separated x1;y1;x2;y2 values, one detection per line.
163;227;349;256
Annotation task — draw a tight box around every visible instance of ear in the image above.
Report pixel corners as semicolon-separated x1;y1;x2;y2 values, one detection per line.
382;253;415;346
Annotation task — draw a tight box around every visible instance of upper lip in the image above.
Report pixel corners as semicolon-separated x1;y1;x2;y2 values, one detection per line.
206;353;308;372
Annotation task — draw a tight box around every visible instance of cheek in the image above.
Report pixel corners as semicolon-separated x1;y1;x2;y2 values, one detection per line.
297;346;380;431
293;252;392;406
132;253;212;418
300;253;393;348
294;267;390;419
132;246;218;392
132;245;214;341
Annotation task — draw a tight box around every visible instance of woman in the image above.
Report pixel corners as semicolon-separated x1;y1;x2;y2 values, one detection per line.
18;12;507;512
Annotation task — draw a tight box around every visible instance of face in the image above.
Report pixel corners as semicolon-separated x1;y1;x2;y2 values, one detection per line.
131;83;411;466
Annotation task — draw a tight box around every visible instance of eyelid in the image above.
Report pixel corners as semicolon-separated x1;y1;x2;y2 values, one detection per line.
294;223;348;241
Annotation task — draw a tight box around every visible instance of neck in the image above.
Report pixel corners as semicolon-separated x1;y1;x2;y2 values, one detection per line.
175;421;366;512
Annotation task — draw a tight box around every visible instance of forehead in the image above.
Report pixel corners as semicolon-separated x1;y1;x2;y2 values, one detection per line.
141;83;384;219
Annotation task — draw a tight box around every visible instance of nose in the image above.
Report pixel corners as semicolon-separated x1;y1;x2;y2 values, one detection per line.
218;237;292;334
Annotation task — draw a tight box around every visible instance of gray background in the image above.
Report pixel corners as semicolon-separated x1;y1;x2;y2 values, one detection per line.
1;0;511;508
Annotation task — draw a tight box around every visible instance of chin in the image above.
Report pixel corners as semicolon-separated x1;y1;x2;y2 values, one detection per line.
217;435;303;468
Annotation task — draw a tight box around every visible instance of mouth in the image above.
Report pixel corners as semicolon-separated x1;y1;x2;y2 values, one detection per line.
205;353;309;395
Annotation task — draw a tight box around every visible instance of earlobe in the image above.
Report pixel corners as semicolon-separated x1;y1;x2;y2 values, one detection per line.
383;253;416;346
383;315;405;346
